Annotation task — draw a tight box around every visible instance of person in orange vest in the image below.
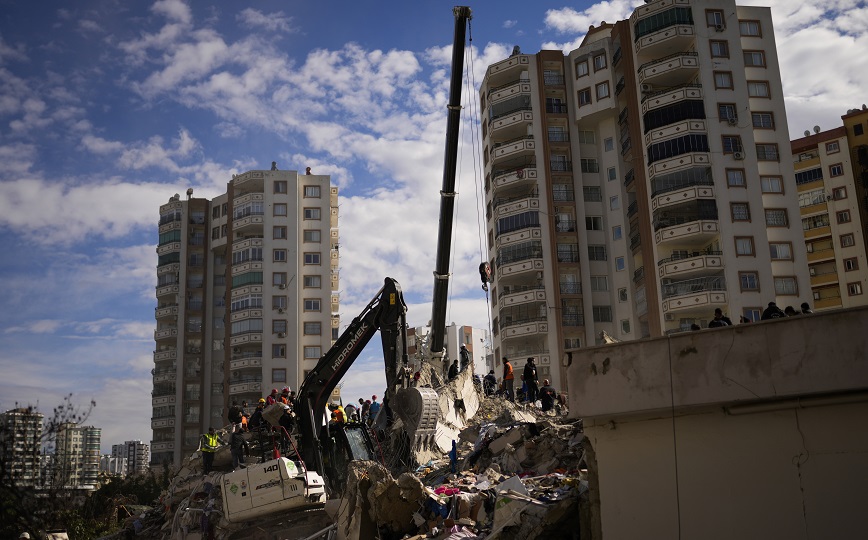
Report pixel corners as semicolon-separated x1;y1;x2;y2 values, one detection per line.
502;357;515;402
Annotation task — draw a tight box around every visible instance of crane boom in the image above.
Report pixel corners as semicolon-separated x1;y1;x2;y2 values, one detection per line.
430;6;472;354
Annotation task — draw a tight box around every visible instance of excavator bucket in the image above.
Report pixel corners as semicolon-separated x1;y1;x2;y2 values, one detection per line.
393;386;439;451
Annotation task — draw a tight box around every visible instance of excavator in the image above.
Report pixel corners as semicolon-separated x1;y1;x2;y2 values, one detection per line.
220;6;473;523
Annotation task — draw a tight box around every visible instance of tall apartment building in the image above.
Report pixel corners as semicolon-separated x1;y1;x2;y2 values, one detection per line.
54;423;101;490
0;407;44;489
479;0;809;392
111;440;150;477
100;454;128;476
791;110;868;309
152;167;339;467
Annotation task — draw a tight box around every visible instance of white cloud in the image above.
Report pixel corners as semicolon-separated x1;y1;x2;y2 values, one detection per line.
0;36;28;63
236;8;294;32
503;20;517;29
81;135;125;154
78;19;103;33
152;0;192;25
544;1;641;34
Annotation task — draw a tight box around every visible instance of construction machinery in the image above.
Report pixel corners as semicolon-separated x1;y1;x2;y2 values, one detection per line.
218;6;473;521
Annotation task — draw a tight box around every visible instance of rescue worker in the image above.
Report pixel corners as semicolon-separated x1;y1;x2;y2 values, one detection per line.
279;386;291;405
229;423;249;471
228;400;243;425
199;427;224;475
539;379;557;412
483;370;497;396
249;398;266;430
502;357;515;402
265;388;279;406
368;395;381;425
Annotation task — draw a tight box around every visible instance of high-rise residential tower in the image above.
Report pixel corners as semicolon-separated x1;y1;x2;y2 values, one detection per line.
111;440;150;477
479;0;809;392
152;167;339;467
54;423;101;490
0;407;44;489
791;110;868;309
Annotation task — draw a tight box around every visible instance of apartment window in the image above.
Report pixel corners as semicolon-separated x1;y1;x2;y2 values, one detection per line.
607;167;616;181
769;242;793;260
303;230;321;242
761;176;784;193
740;271;759;291
618;288;628;302
575;60;589;78
803;214;831;231
855;124;865;136
304;322;322;335
272;344;286;358
747;81;770;97
739;20;761;36
774;277;798;296
825;141;840;154
212;226;220;240
714;71;733;89
273;272;287;286
596;82;610;100
841;234;855;248
590;276;608;291
621;320;631;334
304;252;321;265
837;210;852;224
273;320;287;333
273;296;287;309
272;368;286;382
710;40;729;57
588;245;607;261
706;10;724;27
752;112;774;129
304;346;322;359
610;196;620;210
727;169;746;187
581;159;600;173
615;257;626;271
832;187;847;200
844;258;859;272
718;103;737;122
578;88;592;106
765;209;788;227
303;275;322;288
756;143;779;161
304;208;321;220
604;138;614;152
273;249;287;262
796;168;824;184
742;307;762;322
221;224;227;237
304;185;321;197
848;282;863;296
593;53;607;71
586;216;603;230
274;180;287;193
593;305;613;322
722;135;743;154
743;51;766;67
829;163;844;177
735;236;755;256
273;226;287;239
274;203;287;216
304;299;321;311
731;203;751;221
577;130;596;144
583;186;602;202
612;225;623;240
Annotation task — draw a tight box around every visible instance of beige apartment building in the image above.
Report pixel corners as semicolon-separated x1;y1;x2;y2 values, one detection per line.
152;167;339;467
53;423;101;490
479;0;810;392
791;112;868;310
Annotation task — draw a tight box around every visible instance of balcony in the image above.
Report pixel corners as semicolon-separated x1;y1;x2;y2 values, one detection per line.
497;257;545;279
489;108;533;141
152;369;176;384
152;395;176;407
624;169;635;188
154;327;178;340
151;417;175;429
486;54;531;88
810;270;839;286
806;248;835;263
545;103;568;114
627;201;639;218
154;349;177;363
491;136;536;162
488;80;532;104
492;165;538;192
561;313;585;327
155;304;178;320
494;193;539;215
662;276;727;313
651;183;714;211
803;225;832;240
641;83;703;113
229;380;262;396
630;234;642;252
550;160;573;172
499;285;546;307
658;251;724;279
500;316;549;339
644;119;707;147
648;151;711;179
559;281;582;295
544;74;565;86
638;52;699;87
151;441;175;453
655;218;719;246
552;187;575;202
156;242;181;257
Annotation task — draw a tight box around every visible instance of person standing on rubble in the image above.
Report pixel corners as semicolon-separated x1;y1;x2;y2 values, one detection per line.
459;344;471;372
249;398;266;431
484;370;497;396
228;400;243;425
523;357;539;405
539;379;557;412
368;395;381;425
502;357;515;401
359;398;369;423
229;423;250;471
199;427;224;475
448;359;459;380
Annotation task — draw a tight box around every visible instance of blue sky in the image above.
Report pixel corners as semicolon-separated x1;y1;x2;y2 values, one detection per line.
0;0;865;453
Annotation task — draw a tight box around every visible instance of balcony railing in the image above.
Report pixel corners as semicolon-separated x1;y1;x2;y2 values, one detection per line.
550;160;573;172
492;160;536;180
499;284;546;299
500;316;547;330
651;178;714;198
229;376;263;385
654;210;719;231
662;276;726;299
555;220;578;232
561;314;585;327
490;106;533;123
630;234;641;251
624;169;635;188
548;132;570;143
642;82;702;103
615;77;626;96
552;188;575;202
496;246;544;267
627;201;639;218
544;74;565;85
637;51;699;73
546;104;568;114
633;266;645;283
612;48;622;66
557;251;580;263
657;250;723;266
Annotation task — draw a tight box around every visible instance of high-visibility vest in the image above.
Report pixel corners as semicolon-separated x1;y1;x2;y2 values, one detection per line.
202;433;219;452
504;362;514;380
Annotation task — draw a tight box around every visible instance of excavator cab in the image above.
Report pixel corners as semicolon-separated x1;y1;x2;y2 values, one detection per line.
320;423;376;495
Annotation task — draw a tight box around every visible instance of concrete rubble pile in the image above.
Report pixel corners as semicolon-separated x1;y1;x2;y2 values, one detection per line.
119;390;588;540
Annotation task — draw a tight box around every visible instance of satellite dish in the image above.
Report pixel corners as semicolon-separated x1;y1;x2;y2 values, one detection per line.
804;131;810;137
813;125;820;134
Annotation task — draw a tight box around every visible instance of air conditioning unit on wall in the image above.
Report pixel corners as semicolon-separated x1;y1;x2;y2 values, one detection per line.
664;313;675;321
727;116;738;126
733;151;745;160
278;332;286;338
640;83;654;93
